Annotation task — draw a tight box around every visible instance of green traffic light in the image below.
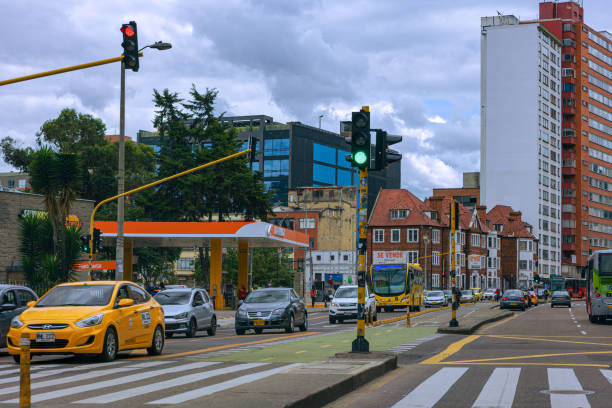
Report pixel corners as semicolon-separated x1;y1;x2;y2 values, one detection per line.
354;151;368;165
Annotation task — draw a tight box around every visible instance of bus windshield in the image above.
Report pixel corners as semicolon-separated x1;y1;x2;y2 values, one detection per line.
599;253;612;276
372;266;407;296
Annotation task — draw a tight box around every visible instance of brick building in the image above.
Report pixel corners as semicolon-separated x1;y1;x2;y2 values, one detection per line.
0;190;94;282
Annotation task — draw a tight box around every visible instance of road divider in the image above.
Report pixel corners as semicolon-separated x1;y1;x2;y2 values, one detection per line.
368;302;478;327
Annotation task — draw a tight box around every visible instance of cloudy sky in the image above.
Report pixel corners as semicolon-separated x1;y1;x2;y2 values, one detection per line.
1;0;609;198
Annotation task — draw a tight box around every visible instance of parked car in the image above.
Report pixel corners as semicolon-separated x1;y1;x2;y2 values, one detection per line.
500;289;527;311
483;289;496;300
8;281;164;363
443;290;453;303
460;289;475;303
235;288;307;334
424;290;448;307
329;285;377;324
472;288;483;302
551;290;571;308
0;285;38;349
154;288;217;338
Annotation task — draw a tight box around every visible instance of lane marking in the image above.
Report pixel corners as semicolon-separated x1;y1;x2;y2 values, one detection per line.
420;335;480;365
0;361;125;385
581;331;587;335
391;367;468;408
2;361;221;404
486;334;612;347
75;362;265;404
295;350;307;354
147;363;302;404
600;369;612;385
131;331;322;360
320;344;331;348
446;350;612;364
439;361;608;367
548;368;591;408
472;367;520;408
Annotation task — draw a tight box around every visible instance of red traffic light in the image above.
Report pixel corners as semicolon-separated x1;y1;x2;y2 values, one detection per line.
121;25;135;37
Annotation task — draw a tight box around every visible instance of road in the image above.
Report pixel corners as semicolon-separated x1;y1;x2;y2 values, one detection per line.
328;300;612;408
0;305;485;407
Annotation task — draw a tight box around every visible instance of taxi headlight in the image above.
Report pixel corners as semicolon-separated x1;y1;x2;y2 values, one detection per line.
10;316;23;329
75;313;104;328
173;312;188;320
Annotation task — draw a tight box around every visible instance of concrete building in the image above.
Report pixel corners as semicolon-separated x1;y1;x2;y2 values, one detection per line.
535;1;612;276
480;14;563;280
433;172;481;210
0;172;30;192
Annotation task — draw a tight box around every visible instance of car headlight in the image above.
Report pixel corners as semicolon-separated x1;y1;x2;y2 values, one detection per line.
237;309;247;317
172;312;188;320
331;302;339;307
10;316;23;329
272;308;285;315
75;313;104;328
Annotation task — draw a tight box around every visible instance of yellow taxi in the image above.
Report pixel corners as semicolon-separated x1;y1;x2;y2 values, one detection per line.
7;281;164;363
472;288;483;302
527;290;538;306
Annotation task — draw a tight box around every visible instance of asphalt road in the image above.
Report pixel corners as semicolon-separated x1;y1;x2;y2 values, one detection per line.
328;300;612;408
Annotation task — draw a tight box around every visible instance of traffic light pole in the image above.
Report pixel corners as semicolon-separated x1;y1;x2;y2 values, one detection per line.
116;61;126;281
449;198;459;327
352;167;369;353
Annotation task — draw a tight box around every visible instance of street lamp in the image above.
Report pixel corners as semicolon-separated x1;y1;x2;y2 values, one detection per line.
318;114;325;129
116;40;172;281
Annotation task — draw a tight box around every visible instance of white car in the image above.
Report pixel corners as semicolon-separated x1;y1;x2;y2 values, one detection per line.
460;289;475;303
329;285;377;324
154;288;217;338
424;290;448;307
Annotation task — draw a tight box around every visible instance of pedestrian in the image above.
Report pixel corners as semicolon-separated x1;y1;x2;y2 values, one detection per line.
494;288;501;302
310;286;316;307
544;289;549;302
239;285;247;301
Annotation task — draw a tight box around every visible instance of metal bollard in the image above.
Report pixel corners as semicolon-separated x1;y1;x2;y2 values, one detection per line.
19;333;31;408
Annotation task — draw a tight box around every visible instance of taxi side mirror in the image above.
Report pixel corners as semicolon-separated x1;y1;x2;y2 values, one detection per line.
26;301;36;308
117;298;134;308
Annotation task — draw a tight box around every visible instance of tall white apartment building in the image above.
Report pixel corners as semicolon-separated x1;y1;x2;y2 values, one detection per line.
480;15;562;280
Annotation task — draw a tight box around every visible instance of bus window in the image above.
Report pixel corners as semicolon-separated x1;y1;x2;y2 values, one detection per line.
599;253;612;276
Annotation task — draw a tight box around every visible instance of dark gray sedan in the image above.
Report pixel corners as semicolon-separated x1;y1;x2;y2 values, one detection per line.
500;289;526;311
235;288;307;335
0;285;38;348
551;290;571;308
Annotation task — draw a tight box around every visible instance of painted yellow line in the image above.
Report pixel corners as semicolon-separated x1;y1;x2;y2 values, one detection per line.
479;314;518;332
447;350;612;364
320;344;331;348
493;335;612;339
130;331;322;360
486;334;612;347
434;361;609;368
420;335;481;365
295;350;307;354
260;357;275;361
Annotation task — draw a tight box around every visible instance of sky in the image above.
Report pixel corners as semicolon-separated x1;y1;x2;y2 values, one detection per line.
1;0;610;199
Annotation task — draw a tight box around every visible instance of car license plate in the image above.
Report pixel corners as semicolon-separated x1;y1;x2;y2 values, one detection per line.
253;320;265;326
511;302;518;306
607;305;612;309
36;332;55;343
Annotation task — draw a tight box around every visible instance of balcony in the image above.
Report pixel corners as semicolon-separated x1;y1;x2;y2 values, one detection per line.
563;151;576;160
563;31;576;40
564;76;576;85
562;182;577;190
563;197;577;206
562;106;576;116
562;243;577;252
562;167;577;176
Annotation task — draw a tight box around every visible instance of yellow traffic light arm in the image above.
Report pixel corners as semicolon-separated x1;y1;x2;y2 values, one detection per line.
87;149;250;277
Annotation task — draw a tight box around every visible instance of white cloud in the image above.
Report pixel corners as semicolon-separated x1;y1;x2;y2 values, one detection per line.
427;115;447;124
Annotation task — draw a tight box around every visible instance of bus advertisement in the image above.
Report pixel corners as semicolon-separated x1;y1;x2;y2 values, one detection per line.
370;263;424;312
586;249;612;323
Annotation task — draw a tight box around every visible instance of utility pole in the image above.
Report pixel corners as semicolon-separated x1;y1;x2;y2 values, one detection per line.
449;198;459;327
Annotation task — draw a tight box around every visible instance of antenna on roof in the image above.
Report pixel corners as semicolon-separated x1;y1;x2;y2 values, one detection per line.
497;10;503;16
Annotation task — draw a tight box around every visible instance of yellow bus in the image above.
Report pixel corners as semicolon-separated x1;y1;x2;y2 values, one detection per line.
370;263;424;312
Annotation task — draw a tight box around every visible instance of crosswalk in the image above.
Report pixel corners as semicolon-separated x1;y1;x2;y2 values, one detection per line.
0;359;301;405
390;366;612;408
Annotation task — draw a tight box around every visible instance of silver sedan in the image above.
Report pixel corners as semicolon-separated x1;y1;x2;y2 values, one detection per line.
154;288;217;338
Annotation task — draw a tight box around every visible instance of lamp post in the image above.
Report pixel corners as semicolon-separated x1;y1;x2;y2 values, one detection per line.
116;40;172;281
318;114;325;129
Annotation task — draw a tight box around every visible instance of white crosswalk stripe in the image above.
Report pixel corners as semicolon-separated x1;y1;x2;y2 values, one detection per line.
0;363;63;377
387;333;445;354
0;361;124;385
391;367;468;408
548;368;591;408
472;367;520;408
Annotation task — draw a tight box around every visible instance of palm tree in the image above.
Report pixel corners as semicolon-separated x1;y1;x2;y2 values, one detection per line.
29;147;60;253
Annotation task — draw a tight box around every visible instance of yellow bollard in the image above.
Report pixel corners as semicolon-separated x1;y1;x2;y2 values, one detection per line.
19;333;31;408
406;307;411;328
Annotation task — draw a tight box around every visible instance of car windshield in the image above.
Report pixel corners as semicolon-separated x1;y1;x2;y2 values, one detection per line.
553;291;569;297
425;291;444;297
461;290;473;295
244;289;288;303
36;285;114;307
334;287;357;298
155;291;191;305
503;290;522;297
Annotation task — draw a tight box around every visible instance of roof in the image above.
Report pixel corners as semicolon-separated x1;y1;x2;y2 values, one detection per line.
487;205;536;239
368;189;442;227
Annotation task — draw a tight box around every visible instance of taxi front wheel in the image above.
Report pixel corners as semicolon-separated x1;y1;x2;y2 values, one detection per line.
147;326;164;356
99;327;118;362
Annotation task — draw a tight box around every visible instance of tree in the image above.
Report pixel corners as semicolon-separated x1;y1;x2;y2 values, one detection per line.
251;248;294;288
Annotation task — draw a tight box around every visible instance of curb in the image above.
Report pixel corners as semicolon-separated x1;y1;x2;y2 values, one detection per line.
286;352;398;408
437;310;514;334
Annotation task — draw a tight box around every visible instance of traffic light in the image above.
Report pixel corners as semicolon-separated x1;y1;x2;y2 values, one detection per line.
93;228;102;253
351;109;370;169
534;274;540;283
80;234;91;253
121;21;139;72
374;130;402;170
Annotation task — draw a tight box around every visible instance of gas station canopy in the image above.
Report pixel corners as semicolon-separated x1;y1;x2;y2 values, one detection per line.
94;221;309;248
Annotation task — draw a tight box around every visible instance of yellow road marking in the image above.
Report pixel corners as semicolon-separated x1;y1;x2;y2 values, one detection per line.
447;350;612;364
420;335;480;365
296;350;307;354
342;339;350;343
479;314;518;332
320;344;331;348
130;331;322;360
260;357;275;361
486;334;612;347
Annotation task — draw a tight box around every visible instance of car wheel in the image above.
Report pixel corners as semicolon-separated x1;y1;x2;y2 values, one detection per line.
99;326;118;362
236;328;245;335
186;318;197;338
329;317;336;324
147;325;164;356
254;328;263;334
285;314;294;333
299;314;308;332
12;355;20;364
207;316;217;336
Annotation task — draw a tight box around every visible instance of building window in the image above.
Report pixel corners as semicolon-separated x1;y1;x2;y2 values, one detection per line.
343;254;349;261
432;274;440;288
177;258;194;270
432;229;440;244
471;234;480;247
264;138;289;156
432;251;440;266
263;159;289;177
407;229;419;243
391;229;401;243
313;143;336;165
337;169;352;186
456;232;465;245
407;251;418;264
316;255;321;261
519;260;528;270
7;179;14;188
373;229;384;243
390;209;409;219
299;218;315;229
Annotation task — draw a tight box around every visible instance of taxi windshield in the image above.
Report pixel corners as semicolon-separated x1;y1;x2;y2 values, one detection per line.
36;285;115;307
